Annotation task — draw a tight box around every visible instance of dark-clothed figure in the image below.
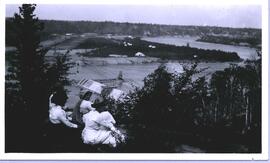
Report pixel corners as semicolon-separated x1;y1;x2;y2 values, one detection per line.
72;91;93;125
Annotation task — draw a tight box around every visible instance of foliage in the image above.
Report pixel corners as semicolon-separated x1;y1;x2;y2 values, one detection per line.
6;4;48;116
197;35;261;47
5;4;49;152
5;4;73;152
209;59;261;131
108;58;261;152
47;50;73;89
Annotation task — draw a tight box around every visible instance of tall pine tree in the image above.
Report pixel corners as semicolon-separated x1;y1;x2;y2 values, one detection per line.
6;4;51;152
7;4;49;111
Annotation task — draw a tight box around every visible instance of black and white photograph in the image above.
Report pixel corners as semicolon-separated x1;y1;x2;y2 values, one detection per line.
2;0;268;160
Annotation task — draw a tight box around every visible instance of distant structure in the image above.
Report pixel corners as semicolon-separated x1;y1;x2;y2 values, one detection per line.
128;35;134;39
76;60;82;73
117;71;123;80
109;54;128;58
135;52;146;57
65;33;73;39
143;31;151;36
65;33;72;36
239;42;250;46
148;45;156;49
123;42;133;47
107;34;112;39
186;42;190;47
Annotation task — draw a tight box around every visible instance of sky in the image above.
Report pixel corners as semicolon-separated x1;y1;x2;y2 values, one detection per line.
5;4;261;28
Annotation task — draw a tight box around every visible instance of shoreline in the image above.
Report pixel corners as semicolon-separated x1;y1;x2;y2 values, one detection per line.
78;56;241;66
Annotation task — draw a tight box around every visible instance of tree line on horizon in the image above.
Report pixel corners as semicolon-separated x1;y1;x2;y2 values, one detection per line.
6;17;261;46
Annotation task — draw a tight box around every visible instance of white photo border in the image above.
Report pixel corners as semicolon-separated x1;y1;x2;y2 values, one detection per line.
0;0;268;160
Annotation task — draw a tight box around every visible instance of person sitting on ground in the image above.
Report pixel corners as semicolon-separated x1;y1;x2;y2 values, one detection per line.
49;88;78;128
71;91;93;125
81;93;125;147
80;91;95;114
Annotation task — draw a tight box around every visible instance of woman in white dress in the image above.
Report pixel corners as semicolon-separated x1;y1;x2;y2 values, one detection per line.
49;93;78;128
47;88;79;151
80;92;124;147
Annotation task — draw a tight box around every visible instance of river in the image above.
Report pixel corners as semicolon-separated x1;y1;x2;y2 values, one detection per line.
142;36;258;60
66;36;253;93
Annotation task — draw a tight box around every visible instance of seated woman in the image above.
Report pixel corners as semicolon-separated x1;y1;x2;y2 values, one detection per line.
80;91;95;114
49;89;78;128
71;91;93;125
81;92;125;147
47;88;80;151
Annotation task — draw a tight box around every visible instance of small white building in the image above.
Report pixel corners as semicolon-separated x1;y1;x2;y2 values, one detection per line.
123;42;132;47
135;52;146;57
109;54;128;58
128;35;134;39
65;33;72;36
107;34;112;39
148;45;156;49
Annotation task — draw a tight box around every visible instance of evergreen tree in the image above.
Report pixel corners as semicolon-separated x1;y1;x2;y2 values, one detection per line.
112;61;261;152
47;50;73;90
6;4;48;112
6;4;74;152
6;4;51;152
135;65;174;128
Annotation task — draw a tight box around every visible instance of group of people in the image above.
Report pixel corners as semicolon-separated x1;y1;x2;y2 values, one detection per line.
48;87;125;148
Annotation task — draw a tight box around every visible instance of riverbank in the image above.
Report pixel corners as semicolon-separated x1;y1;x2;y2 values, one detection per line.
142;36;258;60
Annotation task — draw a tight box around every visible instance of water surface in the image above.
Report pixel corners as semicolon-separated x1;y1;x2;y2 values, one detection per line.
142;36;257;60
